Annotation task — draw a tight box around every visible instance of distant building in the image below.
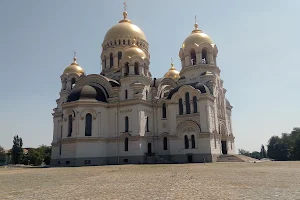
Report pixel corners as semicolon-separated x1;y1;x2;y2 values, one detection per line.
51;9;235;167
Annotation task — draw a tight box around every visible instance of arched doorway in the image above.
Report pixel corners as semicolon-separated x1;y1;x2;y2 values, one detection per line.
221;141;227;154
220;124;228;155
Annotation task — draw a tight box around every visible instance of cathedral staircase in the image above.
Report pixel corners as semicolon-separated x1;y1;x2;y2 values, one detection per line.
217;154;260;162
217;155;245;162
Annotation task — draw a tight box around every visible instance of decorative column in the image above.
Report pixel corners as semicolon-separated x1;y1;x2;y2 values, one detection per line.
185;55;190;67
113;56;118;68
76;111;79;136
98;112;101;136
196;52;201;64
67;79;71;90
209;52;214;65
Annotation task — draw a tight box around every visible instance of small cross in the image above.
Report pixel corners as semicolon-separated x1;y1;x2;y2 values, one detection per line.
74;51;76;58
123;1;127;11
195;15;197;24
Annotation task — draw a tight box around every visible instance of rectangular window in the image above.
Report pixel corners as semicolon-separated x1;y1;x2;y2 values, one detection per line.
58;161;60;165
124;159;128;163
84;160;91;165
66;161;70;165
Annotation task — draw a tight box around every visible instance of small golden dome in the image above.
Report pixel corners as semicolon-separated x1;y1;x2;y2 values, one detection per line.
164;62;180;80
123;44;146;59
104;12;147;42
182;23;214;49
63;56;85;75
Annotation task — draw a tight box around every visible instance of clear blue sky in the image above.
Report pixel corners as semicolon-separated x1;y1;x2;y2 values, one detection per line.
0;0;299;151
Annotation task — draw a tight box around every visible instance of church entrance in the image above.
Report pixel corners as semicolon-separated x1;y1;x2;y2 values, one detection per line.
147;143;152;154
187;154;193;163
221;141;227;154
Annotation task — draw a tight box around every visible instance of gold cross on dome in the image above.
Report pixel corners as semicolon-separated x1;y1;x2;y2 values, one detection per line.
73;50;77;62
123;1;127;12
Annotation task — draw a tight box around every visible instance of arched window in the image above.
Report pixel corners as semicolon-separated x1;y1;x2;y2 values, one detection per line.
114;40;117;45
145;90;148;100
60;125;63;138
184;135;189;149
191;49;196;65
134;62;139;75
118;52;122;66
125;89;128;99
68;114;72;137
125;137;128;151
85;113;92;136
144;66;147;76
119;40;121;45
62;79;67;90
163;137;168;150
125;116;129;132
128;40;130;45
123;40;126;45
146;117;149;132
59;144;62;155
124;62;129;75
71;78;76;89
185;92;191;114
179;98;183;115
191;135;195;148
193;96;197;113
110;53;113;68
162;103;167;118
202;49;208;64
104;56;107;68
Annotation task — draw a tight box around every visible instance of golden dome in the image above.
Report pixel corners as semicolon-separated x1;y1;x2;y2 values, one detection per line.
63;56;85;75
123;44;146;59
182;23;214;49
164;62;180;80
104;11;147;42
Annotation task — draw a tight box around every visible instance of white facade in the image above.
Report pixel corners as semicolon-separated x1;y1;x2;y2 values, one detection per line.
51;10;235;166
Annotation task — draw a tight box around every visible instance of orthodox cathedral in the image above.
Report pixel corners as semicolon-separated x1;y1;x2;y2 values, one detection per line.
51;8;235;166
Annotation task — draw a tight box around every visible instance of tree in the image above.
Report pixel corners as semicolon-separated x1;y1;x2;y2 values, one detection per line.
291;135;300;160
11;135;23;164
0;146;6;162
250;151;261;159
238;149;250;156
28;149;43;166
260;145;267;158
267;135;290;161
36;145;51;165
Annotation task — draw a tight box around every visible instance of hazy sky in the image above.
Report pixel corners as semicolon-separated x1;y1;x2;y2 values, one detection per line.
0;0;299;151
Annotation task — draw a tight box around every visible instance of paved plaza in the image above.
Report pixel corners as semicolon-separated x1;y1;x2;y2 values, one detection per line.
0;162;299;200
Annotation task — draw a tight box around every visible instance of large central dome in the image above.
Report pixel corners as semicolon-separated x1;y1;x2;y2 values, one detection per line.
104;12;147;42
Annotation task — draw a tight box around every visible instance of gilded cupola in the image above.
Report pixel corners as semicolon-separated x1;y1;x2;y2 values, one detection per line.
123;40;146;59
164;60;180;81
103;4;147;47
182;20;214;49
63;54;85;75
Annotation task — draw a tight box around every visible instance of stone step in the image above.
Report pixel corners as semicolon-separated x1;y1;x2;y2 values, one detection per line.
217;155;245;162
